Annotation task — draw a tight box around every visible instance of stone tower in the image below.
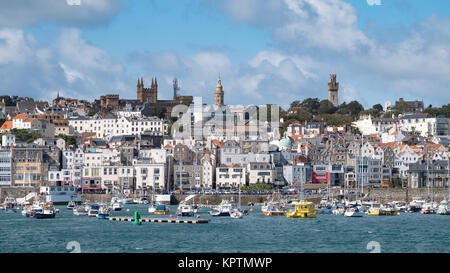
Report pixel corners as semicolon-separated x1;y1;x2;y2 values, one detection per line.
328;74;339;107
214;77;224;106
137;77;158;104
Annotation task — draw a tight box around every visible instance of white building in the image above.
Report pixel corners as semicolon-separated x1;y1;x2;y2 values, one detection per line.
215;164;247;189
0;149;12;186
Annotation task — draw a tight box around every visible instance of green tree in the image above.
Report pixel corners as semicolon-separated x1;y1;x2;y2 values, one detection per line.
318;100;337;115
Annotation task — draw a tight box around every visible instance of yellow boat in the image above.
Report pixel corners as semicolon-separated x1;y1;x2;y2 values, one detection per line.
286;202;317;218
154;204;170;215
366;203;399;216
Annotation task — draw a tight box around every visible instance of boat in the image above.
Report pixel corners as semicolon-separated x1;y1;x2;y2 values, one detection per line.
317;198;333;214
367;203;399;216
67;201;76;210
344;204;364;217
87;204;100;217
332;203;346;215
134;197;150;204
391;201;407;213
97;205;110;219
154;204;169;215
176;203;195;217
421;202;437;214
121;198;135;205
39;186;81;205
262;201;285;216
111;201;124;211
286;201;317;218
437;200;450;215
208;199;235;216
230;210;243;219
26;202;56;219
148;201;157;213
2;196;17;213
73;205;88;216
407;197;426;213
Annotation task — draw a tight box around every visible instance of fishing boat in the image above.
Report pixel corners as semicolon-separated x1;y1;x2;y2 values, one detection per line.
176;202;195;217
87;204;100;217
154;204;170;215
209;199;235;216
67;201;76;210
73;205;88;216
26;202;56;219
97;205;110;219
2;196;17;213
286;201;317;218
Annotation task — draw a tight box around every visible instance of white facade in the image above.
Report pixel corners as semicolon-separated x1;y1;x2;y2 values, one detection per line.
0;149;12;186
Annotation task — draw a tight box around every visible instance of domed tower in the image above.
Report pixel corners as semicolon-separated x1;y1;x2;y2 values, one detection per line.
214;77;224;106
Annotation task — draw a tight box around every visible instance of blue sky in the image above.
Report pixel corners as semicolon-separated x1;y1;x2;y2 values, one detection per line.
1;0;450;109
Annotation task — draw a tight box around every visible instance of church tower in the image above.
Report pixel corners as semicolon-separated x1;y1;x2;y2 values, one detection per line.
214;77;224;106
328;74;339;107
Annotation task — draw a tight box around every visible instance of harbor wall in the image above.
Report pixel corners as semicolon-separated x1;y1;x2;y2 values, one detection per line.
1;186;448;204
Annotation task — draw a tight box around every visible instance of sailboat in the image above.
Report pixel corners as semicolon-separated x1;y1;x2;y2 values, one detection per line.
344;166;364;217
230;179;243;219
437;157;450;215
422;155;438;214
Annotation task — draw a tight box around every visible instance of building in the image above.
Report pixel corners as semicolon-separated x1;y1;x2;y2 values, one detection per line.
215;163;246;189
0;149;12;186
395;98;424;113
247;162;274;185
11;146;47;187
328;74;339;107
283;162;312;186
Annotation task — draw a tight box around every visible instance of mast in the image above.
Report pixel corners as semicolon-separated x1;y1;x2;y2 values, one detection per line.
426;154;430;201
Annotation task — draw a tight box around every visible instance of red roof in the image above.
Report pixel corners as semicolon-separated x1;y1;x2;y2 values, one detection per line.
12;113;27;120
0;121;13;130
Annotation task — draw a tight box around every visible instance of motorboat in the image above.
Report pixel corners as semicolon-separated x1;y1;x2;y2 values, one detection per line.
73;205;88;216
110;200;124;211
121;198;135;205
97;205;110;219
367;203;399;216
437;200;450;215
208;199;235;217
421;202;437;214
2;196;17;213
176;203;195;217
262;201;285;216
229;209;243;219
391;201;407;213
148;201;157;213
87;204;100;217
344;205;364;217
67;201;76;210
332;204;346;216
26;202;56;219
407;197;426;213
154;204;169;215
286;201;317;218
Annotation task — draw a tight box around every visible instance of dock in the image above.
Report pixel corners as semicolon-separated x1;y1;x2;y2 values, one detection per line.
108;216;210;224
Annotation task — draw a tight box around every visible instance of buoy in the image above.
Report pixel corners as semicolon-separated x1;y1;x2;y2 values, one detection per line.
126;209;130;212
196;215;200;218
132;211;142;225
169;214;174;218
250;208;254;212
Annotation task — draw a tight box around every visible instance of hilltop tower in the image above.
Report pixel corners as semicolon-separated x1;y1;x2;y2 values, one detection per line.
214;77;224;106
137;77;158;104
328;74;339;107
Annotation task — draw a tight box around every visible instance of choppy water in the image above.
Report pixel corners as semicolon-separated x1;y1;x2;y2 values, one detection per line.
0;205;449;253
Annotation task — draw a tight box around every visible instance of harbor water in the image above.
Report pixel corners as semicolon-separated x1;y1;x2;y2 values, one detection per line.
1;205;449;253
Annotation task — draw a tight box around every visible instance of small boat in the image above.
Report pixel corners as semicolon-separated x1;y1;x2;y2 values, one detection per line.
344;205;364;217
421;202;437;214
286;201;317;218
176;203;195;217
148;201;157;213
97;205;110;219
332;204;346;216
407;197;426;213
73;205;88;216
26;202;56;219
391;201;407;213
2;196;17;213
230;209;243;219
134;197;150;204
121;198;135;205
209;200;235;217
154;204;169;215
110;201;124;211
67;201;76;210
88;204;100;217
367;203;399;216
437;200;450;215
262;202;285;216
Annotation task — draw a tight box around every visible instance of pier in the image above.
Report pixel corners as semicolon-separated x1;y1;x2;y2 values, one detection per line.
108;216;210;224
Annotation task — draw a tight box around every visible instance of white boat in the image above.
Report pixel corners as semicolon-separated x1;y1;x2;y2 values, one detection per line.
121;198;135;205
230;209;243;219
73;205;88;216
2;196;17;212
39;186;81;205
111;201;124;211
25;201;56;219
332;205;346;216
87;204;100;217
407;197;426;212
176;203;195;217
344;206;364;217
67;201;76;210
209;199;236;216
421;202;437;214
97;205;110;219
391;201;407;213
437;200;450;215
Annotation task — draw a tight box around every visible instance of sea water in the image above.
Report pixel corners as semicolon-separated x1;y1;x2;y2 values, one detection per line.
0;205;449;253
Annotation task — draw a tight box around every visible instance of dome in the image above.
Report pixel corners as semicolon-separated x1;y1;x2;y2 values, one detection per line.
279;134;292;148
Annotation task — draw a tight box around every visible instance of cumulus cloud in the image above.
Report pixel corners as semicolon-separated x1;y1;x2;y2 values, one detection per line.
0;28;130;101
0;0;121;27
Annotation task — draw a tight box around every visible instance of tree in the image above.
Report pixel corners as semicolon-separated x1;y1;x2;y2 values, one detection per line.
300;98;320;114
318;100;337;115
372;104;383;114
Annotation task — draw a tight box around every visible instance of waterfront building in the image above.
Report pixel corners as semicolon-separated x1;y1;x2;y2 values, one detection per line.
215;163;246;189
0;148;12;186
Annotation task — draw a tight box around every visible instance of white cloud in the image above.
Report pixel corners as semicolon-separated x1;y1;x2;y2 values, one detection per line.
0;0;121;27
0;28;130;101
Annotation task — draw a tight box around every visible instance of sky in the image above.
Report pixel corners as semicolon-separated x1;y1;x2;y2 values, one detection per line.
0;0;450;110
